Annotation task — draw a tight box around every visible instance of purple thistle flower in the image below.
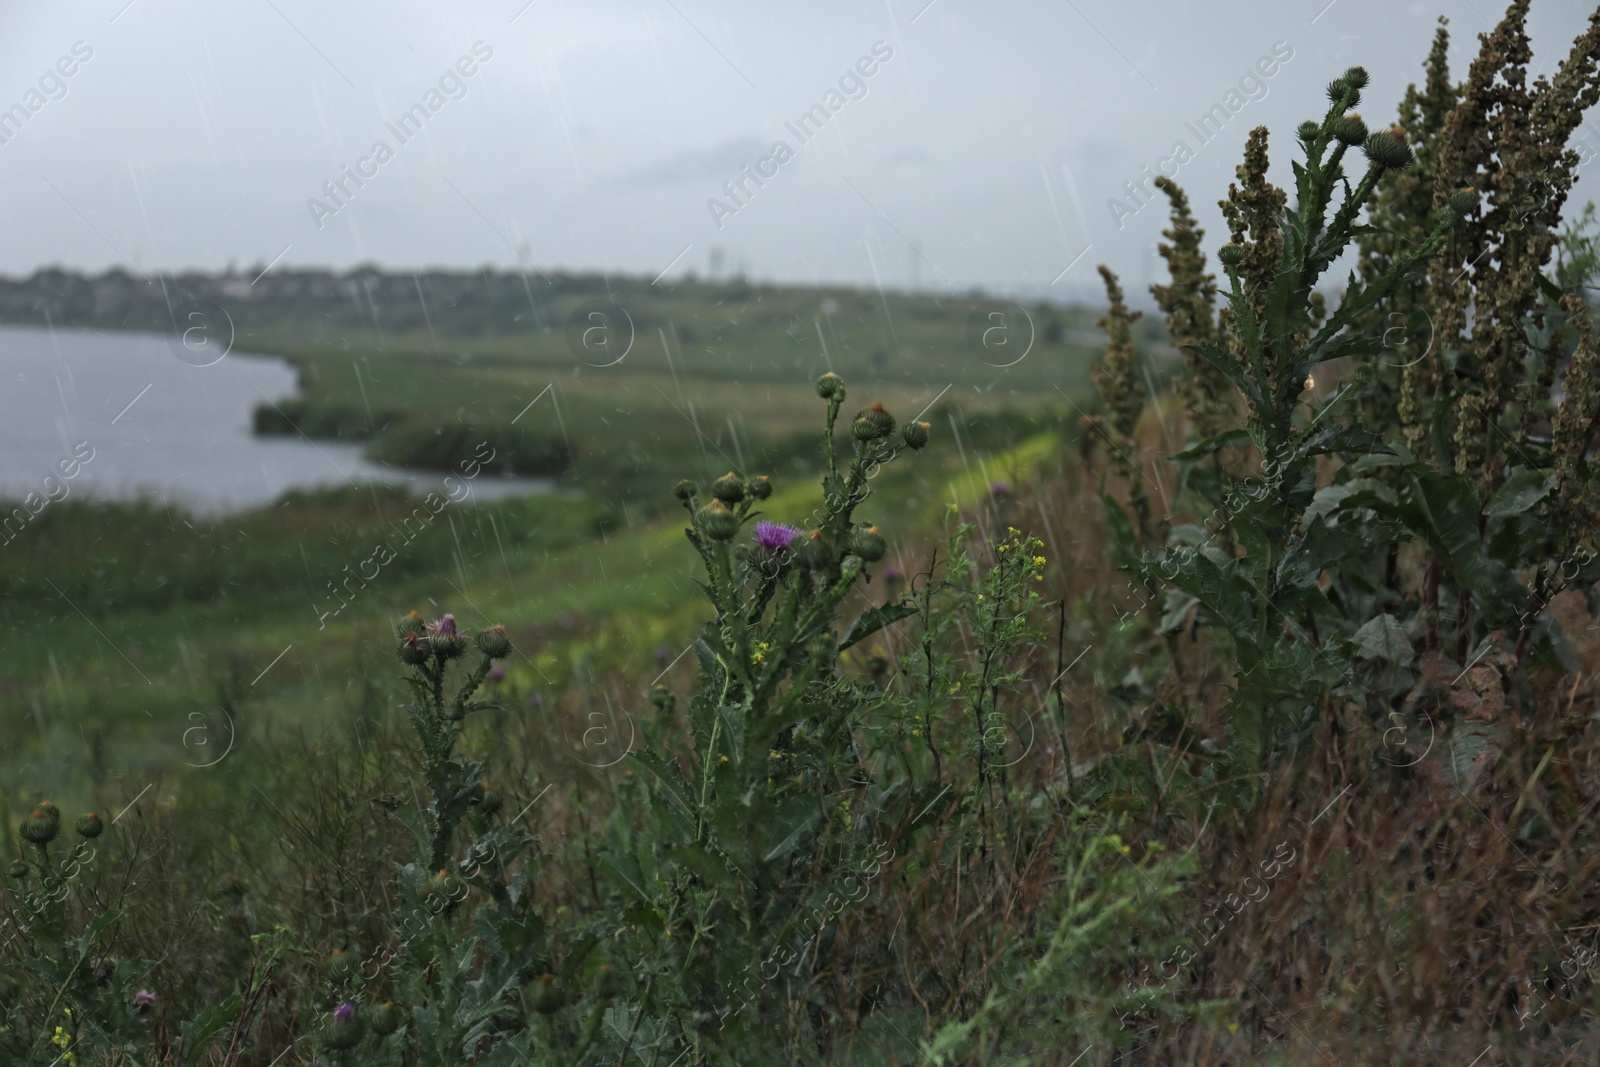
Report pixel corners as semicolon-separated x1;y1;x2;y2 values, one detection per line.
882;565;903;582
334;1003;355;1022
133;989;156;1008
751;521;802;553
427;613;457;637
527;693;543;708
488;666;506;682
989;481;1010;498
654;646;670;663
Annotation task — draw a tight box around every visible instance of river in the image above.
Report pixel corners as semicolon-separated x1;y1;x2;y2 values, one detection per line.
0;325;552;514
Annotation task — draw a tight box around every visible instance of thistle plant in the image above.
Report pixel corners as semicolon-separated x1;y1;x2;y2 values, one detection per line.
597;376;932;1051
308;611;560;1067
1;803;153;1063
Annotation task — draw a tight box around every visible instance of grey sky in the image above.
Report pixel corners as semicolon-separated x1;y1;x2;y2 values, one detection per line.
0;0;1595;305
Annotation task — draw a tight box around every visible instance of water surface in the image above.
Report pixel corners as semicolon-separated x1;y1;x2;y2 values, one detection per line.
0;326;551;514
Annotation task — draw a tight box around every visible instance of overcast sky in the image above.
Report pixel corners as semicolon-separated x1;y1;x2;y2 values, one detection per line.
0;0;1595;305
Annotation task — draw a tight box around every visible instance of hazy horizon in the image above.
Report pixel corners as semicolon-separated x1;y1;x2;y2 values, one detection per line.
2;0;1596;307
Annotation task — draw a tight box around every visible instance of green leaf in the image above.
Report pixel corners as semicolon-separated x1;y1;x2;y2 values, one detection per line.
1349;613;1414;667
1102;494;1138;569
665;842;738;888
1158;589;1200;635
179;991;245;1065
1301;424;1394;459
1171;429;1253;462
1185;342;1263;409
839;602;919;652
600;850;652;903
1486;466;1554;517
627;748;699;837
760;796;822;863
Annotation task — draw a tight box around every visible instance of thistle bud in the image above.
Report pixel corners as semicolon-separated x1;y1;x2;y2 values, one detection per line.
37;801;59;821
395;611;427;639
697;500;740;542
1342;65;1370;89
20;807;59;845
711;471;746;504
479;787;504;818
801;530;831;570
672;479;695;503
1363;130;1413;171
530;973;565;1014
1326;77;1348;103
815;372;846;401
849;526;888;563
1332;114;1367;146
429;633;469;661
1218;244;1244;266
75;813;104;839
370;1001;402;1036
426;615;468;660
594;962;624;998
851;415;878;441
399;632;430;665
323;1004;364;1050
7;860;27;879
327;948;357;982
651;685;676;717
1448;187;1478;216
902;421;930;450
423;868;462;902
475;625;512;660
863;402;896;438
1297;120;1319;142
748;475;773;500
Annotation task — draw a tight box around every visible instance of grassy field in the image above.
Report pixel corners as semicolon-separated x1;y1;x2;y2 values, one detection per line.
0;270;1107;811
